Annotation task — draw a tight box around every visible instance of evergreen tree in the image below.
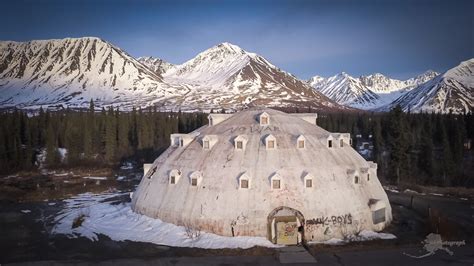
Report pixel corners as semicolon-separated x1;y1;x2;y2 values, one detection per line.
45;117;61;166
387;105;409;184
105;106;117;164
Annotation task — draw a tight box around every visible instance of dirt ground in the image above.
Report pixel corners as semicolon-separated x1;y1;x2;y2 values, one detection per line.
1;169;472;264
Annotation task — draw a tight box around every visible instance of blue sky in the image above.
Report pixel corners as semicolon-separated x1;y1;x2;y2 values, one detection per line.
1;0;472;79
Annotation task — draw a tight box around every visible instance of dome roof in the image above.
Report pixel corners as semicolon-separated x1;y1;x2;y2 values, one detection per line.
132;108;391;243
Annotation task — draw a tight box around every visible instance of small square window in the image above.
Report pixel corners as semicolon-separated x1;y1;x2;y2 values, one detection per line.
298;140;305;148
261;117;268;125
305;179;312;188
170;175;175;184
241;179;249;189
268;140;275;149
203;140;210;149
272;179;281;189
340;139;344;147
328;140;333;148
191;178;198;186
236;141;243;149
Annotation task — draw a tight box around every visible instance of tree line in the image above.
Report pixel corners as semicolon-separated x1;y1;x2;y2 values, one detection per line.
317;106;473;187
0;100;207;174
1;103;472;187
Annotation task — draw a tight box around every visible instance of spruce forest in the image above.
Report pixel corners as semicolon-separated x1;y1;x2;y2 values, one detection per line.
1;103;472;187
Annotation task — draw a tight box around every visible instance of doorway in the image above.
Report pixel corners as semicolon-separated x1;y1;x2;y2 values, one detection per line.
268;206;305;245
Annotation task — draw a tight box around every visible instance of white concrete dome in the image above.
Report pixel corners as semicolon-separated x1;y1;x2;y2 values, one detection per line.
132;108;392;244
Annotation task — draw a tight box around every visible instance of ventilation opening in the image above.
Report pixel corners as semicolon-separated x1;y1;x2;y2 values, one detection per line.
328;140;333;148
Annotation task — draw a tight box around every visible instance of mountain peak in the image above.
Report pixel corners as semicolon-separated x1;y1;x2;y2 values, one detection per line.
207;42;247;56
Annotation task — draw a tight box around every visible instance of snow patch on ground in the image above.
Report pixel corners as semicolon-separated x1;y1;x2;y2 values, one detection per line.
82;176;108;180
21;210;31;214
308;230;396;246
52;192;279;249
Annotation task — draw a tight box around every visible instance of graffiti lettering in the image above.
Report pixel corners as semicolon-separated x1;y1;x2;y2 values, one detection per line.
306;213;352;226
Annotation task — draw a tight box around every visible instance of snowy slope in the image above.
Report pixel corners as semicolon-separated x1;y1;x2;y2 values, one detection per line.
380;59;474;114
0;37;182;109
163;42;343;110
0;38;346;111
310;72;379;107
137;56;174;76
308;71;440;110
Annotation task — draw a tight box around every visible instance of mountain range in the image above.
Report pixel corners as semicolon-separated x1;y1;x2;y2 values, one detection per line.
308;70;441;110
0;37;472;113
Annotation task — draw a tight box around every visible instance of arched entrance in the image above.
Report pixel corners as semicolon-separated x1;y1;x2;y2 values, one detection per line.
267;206;305;245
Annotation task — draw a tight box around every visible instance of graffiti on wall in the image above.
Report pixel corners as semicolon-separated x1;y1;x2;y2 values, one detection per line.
305;213;353;233
223;125;281;133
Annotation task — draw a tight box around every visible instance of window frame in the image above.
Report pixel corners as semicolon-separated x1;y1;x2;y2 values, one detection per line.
328;140;333;148
240;179;249;189
267;140;275;149
305;179;312;188
236;141;243;149
272;179;281;189
203;140;210;149
298;140;305;149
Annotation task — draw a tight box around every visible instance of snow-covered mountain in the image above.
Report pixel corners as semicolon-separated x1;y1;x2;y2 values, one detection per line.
0;37;182;109
309;72;379;107
1;37;470;113
137;56;174;76
309;70;440;110
0;38;346;111
379;59;474;114
162;42;342;110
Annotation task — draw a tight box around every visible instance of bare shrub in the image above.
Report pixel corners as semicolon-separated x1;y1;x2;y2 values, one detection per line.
72;209;89;229
183;222;202;240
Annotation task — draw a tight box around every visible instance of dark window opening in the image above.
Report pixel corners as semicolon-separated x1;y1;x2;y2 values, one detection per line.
241;179;249;188
236;141;243;149
306;179;312;188
147;166;157;179
372;208;386;224
328;140;333;148
273;179;281;189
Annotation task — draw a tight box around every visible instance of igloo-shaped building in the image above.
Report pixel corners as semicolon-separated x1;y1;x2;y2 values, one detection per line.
132;108;392;245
